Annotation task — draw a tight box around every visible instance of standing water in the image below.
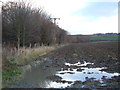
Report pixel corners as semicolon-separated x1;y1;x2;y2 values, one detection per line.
11;61;120;88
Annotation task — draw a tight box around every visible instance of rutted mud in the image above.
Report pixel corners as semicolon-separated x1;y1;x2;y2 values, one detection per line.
11;42;120;89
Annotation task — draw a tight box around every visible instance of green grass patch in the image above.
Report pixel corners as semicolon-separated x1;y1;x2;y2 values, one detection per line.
91;41;117;43
2;59;23;88
90;35;120;41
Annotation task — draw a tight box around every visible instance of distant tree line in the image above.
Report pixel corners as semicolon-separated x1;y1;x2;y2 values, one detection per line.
66;35;91;43
93;33;120;35
2;1;68;48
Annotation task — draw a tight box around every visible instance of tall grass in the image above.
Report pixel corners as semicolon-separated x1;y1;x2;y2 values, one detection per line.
3;45;59;65
2;44;62;87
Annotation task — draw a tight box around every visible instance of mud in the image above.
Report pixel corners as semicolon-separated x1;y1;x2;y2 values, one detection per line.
11;42;120;89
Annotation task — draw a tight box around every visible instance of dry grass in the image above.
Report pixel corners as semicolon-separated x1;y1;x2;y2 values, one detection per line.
2;44;63;87
15;46;56;65
2;45;61;65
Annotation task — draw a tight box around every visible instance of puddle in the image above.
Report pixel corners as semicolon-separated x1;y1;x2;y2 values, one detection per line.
46;81;72;88
65;61;94;66
54;62;119;88
12;61;120;88
56;67;119;82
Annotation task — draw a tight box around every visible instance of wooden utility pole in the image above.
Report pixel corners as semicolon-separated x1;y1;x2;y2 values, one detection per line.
50;18;60;24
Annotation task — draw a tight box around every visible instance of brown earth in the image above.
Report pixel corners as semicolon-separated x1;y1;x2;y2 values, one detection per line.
36;42;120;88
38;42;119;72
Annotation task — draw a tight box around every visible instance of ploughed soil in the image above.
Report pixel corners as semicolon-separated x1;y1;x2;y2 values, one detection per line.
38;42;119;72
35;42;120;88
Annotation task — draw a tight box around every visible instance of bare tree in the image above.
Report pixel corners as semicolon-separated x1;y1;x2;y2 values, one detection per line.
2;1;68;47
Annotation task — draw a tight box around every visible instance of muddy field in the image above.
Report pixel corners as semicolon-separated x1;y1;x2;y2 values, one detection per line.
12;42;120;89
40;42;119;71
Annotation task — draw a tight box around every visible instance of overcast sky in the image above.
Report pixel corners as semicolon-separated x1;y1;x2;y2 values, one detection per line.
1;0;119;35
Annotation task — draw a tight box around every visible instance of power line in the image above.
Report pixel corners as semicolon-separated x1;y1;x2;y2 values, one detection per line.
50;18;60;24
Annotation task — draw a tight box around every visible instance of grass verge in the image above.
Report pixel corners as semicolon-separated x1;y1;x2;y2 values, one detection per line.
2;45;63;88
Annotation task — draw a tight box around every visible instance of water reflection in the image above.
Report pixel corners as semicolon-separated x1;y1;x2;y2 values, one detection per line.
56;67;119;82
12;63;58;88
65;61;94;66
12;61;120;88
46;82;72;88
